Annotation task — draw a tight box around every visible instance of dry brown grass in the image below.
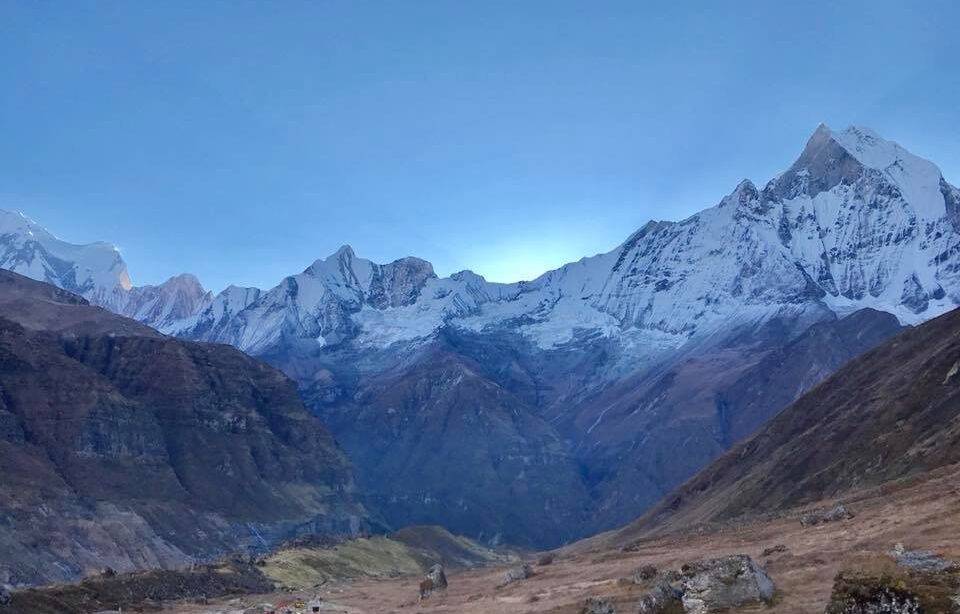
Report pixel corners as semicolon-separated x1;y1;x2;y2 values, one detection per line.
165;464;960;613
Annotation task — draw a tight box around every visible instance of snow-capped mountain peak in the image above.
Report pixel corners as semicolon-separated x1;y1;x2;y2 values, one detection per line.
718;179;760;210
783;124;949;219
3;125;959;355
299;245;437;309
158;125;960;353
831;124;927;172
119;273;213;333
0;209;213;331
0;209;132;304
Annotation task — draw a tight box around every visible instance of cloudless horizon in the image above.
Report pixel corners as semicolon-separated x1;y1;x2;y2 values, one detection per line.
2;1;959;292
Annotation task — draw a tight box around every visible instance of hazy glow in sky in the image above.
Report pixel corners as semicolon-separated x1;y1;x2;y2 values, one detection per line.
2;1;959;290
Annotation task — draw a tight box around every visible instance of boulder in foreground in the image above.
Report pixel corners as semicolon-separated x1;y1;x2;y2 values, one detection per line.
419;563;447;600
826;549;960;613
636;581;684;613
499;563;534;587
680;555;774;613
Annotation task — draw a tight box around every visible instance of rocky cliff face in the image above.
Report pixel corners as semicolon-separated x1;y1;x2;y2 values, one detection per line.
0;270;367;586
559;308;904;535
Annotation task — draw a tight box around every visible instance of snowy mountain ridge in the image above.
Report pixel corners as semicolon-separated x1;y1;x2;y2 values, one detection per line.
0;209;211;331
0;209;132;308
3;124;959;355
171;124;960;353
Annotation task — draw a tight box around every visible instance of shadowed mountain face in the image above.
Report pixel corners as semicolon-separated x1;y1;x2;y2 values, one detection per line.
266;307;901;547
550;308;905;535
311;342;592;547
623;306;960;538
0;270;367;586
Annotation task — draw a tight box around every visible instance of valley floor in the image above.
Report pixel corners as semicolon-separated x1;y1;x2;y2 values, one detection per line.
164;465;960;613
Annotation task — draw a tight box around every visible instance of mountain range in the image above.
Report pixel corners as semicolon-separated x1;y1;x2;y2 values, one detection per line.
2;124;958;547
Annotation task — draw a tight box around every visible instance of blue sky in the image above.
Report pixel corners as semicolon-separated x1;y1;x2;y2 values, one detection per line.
2;1;959;291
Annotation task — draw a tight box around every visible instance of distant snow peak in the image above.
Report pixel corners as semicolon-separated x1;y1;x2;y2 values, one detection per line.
0;208;133;303
0;208;209;331
121;273;213;333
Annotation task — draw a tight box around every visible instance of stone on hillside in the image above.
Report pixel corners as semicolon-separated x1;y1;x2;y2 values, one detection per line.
537;553;555;566
800;503;854;527
581;596;616;613
500;563;533;587
632;564;659;583
891;543;958;573
680;555;775;614
0;585;11;606
636;582;684;613
827;562;960;613
825;571;924;613
761;544;788;557
419;563;447;600
427;563;447;589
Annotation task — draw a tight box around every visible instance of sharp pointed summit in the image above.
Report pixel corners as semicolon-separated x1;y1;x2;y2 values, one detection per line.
334;244;356;259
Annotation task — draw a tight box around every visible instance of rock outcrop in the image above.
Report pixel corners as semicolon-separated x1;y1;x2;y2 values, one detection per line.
636;582;684;613
890;544;958;574
679;555;774;613
826;553;960;614
499;564;534;587
581;596;617;613
419;563;448;600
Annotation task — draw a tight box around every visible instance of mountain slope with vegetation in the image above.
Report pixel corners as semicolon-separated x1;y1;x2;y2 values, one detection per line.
619;306;960;538
0;270;367;586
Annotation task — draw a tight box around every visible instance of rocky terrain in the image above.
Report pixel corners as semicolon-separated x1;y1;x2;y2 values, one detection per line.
138;461;960;613
0;270;367;586
2;125;958;547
